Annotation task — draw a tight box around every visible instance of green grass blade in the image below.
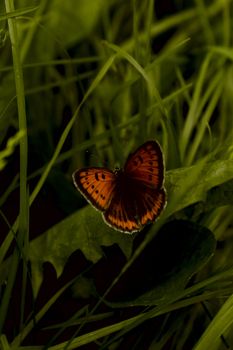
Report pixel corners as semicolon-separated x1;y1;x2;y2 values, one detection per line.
0;5;38;21
0;54;116;269
180;52;212;160
193;293;233;350
0;0;28;333
29;53;116;206
105;41;166;115
11;275;82;348
186;74;224;165
195;0;215;44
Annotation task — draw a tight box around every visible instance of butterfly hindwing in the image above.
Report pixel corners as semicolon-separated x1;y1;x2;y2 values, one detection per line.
124;140;164;189
103;191;141;233
72;167;116;211
104;184;166;233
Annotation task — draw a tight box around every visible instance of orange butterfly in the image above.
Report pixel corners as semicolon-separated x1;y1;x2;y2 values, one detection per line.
72;141;166;233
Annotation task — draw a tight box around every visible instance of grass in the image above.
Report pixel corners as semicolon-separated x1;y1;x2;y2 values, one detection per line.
0;0;233;349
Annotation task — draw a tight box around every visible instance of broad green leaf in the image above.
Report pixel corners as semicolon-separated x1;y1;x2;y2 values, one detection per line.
29;206;133;296
29;154;233;297
182;179;233;222
107;220;216;307
205;179;233;208
165;156;233;216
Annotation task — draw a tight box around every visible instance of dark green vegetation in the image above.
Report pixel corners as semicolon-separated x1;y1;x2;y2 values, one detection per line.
0;0;233;349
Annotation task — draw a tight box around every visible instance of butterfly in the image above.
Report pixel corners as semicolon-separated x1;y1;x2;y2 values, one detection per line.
72;141;166;233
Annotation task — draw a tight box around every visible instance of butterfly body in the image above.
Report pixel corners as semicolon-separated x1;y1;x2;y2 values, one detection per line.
73;141;166;233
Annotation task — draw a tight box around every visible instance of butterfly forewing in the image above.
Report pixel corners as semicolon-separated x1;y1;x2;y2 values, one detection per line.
72;167;116;211
124;141;164;189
